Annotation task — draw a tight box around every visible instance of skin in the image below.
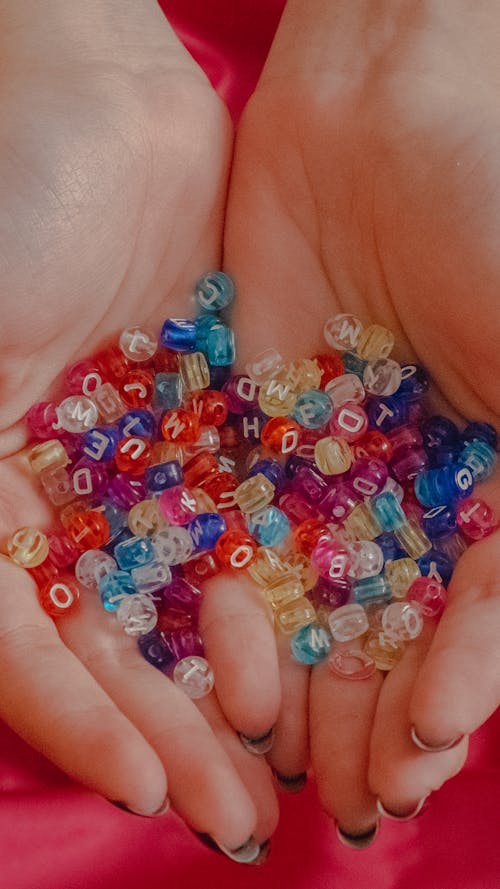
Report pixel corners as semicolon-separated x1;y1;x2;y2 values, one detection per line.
2;0;500;857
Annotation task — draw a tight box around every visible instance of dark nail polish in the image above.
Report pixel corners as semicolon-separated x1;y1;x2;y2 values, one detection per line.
195;833;270;864
336;822;379;850
410;725;465;752
109;795;170;817
274;771;307;793
239;727;275;755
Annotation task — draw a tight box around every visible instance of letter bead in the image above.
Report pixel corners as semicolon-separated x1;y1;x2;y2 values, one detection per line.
173;656;215;699
7;527;49;568
314;436;353;475
328;604;369;642
290;623;332;664
119;326;157;362
116;593;158;636
38;576;80;617
195;270;235;313
323;314;363;351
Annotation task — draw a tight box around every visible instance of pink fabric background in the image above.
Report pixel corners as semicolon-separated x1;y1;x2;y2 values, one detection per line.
2;2;499;887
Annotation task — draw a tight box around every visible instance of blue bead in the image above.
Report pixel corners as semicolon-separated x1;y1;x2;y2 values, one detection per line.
366;396;408;432
144;460;183;493
160;319;197;352
459;440;497;482
248;459;287;491
99;570;136;611
342;351;368;379
206;323;236;367
352;575;391;605
99;501;128;541
422;505;458;540
138;630;175;671
290;623;332;665
153;373;183;410
188;513;227;552
422;415;460;452
118;409;156;439
194;314;220;352
114;536;156;571
102;527;134;555
427;444;459;468
461;421;498;450
372;491;406;531
195;271;235;313
82;426;119;462
395;364;429;401
291;389;333;429
417;549;454;587
373;532;405;562
284;455;309;479
246;506;290;547
414;463;474;507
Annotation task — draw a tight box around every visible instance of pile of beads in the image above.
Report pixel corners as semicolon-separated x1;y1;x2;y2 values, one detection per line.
7;273;499;696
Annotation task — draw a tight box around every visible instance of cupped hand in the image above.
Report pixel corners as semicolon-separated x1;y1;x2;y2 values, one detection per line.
225;0;500;836
0;0;280;853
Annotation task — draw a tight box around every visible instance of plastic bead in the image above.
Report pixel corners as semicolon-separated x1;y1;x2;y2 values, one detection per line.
114;536;155;571
243;348;283;385
462;421;498;450
46;531;80;569
173;656;215;698
188;513;226;552
457;498;498;541
350;458;388;497
179;352;210;391
314;436;352;475
348;540;384;579
152;372;182;411
460;440;497;482
261;417;302;455
188;390;229;427
161;409;201;444
27;440;69;476
275;596;317;633
99;570;136;612
422;504;458;540
38;576;80;617
119;327;157;362
206;323;236;366
116;593;158;636
114;437;151;476
26;401;59;440
323;314;363;352
372;491;406;531
328;604;369;642
56;396;99;434
292;389;333;429
66;510;110;550
290;623;331;664
7;527;49;568
325;374;365;407
75;550;117;590
258;377;297;417
391;448;429;483
294;519;331;557
195;270;234;312
118;369;155;409
394;519;431;559
248;459;286;492
160;318;197;352
82;427;119;462
247;547;288;587
130;560;172;595
107;474;147;510
328;648;377;680
159;485;198;525
433;532;468;565
215;530;257;569
183;552;220;586
366;396;408;432
309;576;350;610
246;506;290;547
330;402;368;442
363;633;405;671
343;502;382;541
352;575;391;605
318;482;359;523
342;350;367;379
396;364;429;401
138;630;175;671
382;602;423;641
234;473;275;513
417;549;453;586
414;464;474;508
352;430;393;463
291;465;328;505
313;353;344;387
385;558;421;598
92;383;125;423
144;460;183;494
407;577;447;619
202;471;239;511
363;359;402;396
311;537;352;583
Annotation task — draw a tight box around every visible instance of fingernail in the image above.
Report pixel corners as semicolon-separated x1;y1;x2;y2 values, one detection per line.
410;725;465;753
336;822;379;850
376;795;428;822
109;795;170;817
239;728;275;755
274;770;307;793
195;833;270;864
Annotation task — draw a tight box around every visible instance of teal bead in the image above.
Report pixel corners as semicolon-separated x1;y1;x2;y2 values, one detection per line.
246;506;290;547
195;271;235;313
290;623;332;665
352;574;391;605
98;570;136;612
154;373;183;410
342;351;368;379
114;535;155;571
372;491;406;531
291;389;333;429
206;323;236;367
460;440;497;482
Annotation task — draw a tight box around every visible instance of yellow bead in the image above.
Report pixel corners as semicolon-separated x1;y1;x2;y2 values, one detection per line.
190;487;217;514
343;502;382;541
276;359;322;393
385;558;421;598
179;352;210;391
275;596;316;634
247;546;289;586
394;520;431;559
27;440;69;475
258;378;297;417
356;324;395;361
314;436;352;475
363;631;405;671
234;473;275;513
280;550;318;591
128;499;166;536
7;527;49;568
263;571;305;609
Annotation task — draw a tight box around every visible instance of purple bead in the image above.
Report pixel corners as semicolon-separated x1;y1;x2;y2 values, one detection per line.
395;364;429;401
390;448;429;483
308;576;350;609
160;577;203;615
138;630;175;671
318;482;360;522
144;460;183;493
164;628;204;662
387;425;423;454
279;492;318;524
106;473;147;510
422;415;460;452
284;455;310;479
291;465;328;504
366;396;409;432
349;458;388;498
71;459;110;498
222;375;259;414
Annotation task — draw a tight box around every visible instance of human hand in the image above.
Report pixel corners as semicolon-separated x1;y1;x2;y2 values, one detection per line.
224;0;500;839
0;0;280;856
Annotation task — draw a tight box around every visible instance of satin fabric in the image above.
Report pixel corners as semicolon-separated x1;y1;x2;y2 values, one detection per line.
2;3;499;887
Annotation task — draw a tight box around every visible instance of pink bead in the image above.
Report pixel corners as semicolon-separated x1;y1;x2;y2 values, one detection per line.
457;498;498;541
325;374;365;406
311;537;353;582
407;576;447;619
279;492;318;524
328;648;377;681
391;448;429;483
64;359;103;396
25;402;59;440
387;425;423;454
329;402;368;442
159;485;198;525
349;458;388;498
318;482;360;522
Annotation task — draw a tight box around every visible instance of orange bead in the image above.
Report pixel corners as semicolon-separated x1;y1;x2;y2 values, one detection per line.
187;390;229;427
96;344;131;384
352;430;393;463
201;472;239;510
115;437;152;476
261;417;302;455
313;353;344;387
161;408;201;444
294;519;332;557
118;368;155;408
215;530;258;570
38;574;80;617
66;510;110;549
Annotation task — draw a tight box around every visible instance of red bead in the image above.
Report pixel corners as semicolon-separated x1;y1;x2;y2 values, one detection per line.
118;369;155;408
313;353;344;387
96;344;131;383
215;530;258;570
152;349;181;374
352;430;393;463
187;390;229;427
161;409;201;444
38;574;80;617
29;560;60;588
156;608;196;633
407;577;447;619
115;437;152;476
261;417;302;455
182;552;221;585
457;498;498;541
46;531;81;568
219;425;241;449
183;452;219;488
329;402;368;442
64;359;103;397
294;519;332;557
201;472;239;510
66;510;110;549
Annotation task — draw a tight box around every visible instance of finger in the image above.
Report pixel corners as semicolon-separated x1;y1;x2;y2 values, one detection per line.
199;571;281;745
266;632;310;786
409;530;500;747
0;557;167;815
370;625;468;815
310;643;383;835
58;576;263;850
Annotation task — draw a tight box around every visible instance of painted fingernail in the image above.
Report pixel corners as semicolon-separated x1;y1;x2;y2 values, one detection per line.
376;795;428;822
336;822;379;850
239;728;275;755
194;833;270;864
410;725;465;752
274;771;307;793
109;795;170;817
